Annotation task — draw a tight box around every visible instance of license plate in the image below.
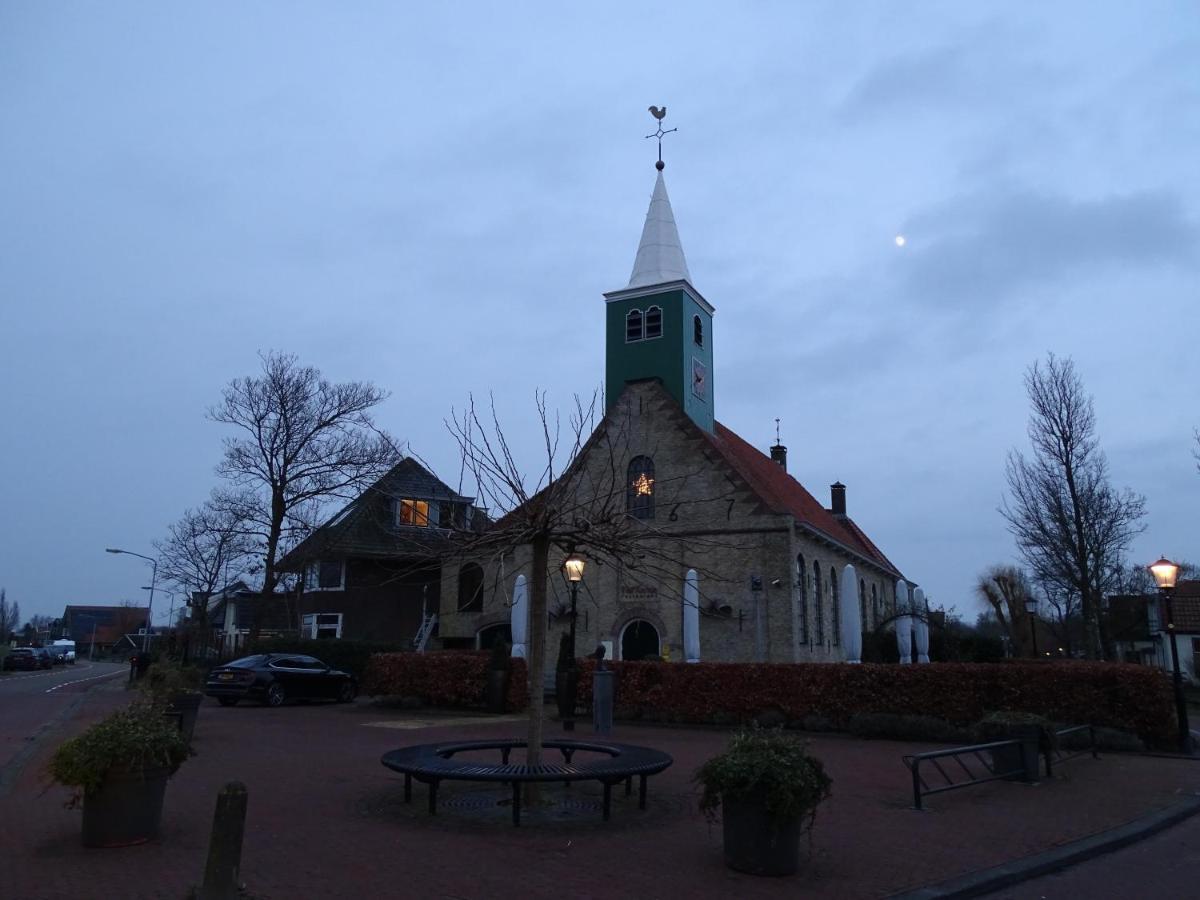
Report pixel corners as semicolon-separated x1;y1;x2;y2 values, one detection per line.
218;673;234;681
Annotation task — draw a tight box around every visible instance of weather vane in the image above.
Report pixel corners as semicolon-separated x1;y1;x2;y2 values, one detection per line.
775;417;781;445
646;106;677;171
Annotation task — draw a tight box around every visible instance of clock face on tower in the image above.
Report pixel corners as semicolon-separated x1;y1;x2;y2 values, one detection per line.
692;358;707;400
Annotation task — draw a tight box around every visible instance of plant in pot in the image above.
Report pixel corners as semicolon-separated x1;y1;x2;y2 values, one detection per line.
138;660;206;743
484;640;511;713
975;710;1057;782
49;702;191;847
554;633;579;728
696;729;832;877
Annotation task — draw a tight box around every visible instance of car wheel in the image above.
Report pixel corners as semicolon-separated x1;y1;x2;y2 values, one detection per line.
218;697;238;707
336;681;357;704
266;683;286;707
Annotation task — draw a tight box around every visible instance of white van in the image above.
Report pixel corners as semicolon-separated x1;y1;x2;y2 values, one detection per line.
51;639;76;663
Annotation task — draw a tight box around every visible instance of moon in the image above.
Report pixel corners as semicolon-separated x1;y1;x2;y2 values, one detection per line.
894;234;907;247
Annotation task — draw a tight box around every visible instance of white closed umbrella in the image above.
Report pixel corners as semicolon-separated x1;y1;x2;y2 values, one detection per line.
895;579;912;664
683;569;700;663
840;565;862;663
914;587;930;663
510;574;528;659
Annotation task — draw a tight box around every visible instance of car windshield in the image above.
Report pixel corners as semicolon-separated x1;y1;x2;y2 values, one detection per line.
226;655;267;669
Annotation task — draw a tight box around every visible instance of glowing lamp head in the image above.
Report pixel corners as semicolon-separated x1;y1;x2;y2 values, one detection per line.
563;555;586;583
1149;557;1180;590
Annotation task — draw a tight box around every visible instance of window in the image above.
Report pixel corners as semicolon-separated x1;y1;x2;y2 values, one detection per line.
397;499;430;527
302;614;343;639
626;308;644;342
457;563;484;612
795;554;807;643
813;560;824;644
645;305;662;338
871;584;879;622
693;315;704;347
627;456;655;519
860;578;867;629
305;560;344;591
830;566;840;646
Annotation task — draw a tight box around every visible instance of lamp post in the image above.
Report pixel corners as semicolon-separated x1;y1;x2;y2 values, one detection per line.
1149;557;1191;754
143;587;177;630
1023;597;1039;657
562;553;586;732
106;548;157;651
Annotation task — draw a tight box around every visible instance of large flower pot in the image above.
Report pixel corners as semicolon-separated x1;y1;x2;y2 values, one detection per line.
167;692;202;744
485;669;510;713
988;725;1042;782
81;766;172;848
721;791;803;877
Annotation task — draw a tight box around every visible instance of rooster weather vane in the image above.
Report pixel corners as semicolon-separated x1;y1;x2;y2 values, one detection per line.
646;106;677;171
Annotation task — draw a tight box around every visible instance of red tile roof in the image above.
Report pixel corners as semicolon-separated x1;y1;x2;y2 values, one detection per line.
705;423;902;577
1169;580;1200;633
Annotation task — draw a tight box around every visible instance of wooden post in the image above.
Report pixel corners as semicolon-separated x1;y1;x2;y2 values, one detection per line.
199;781;248;900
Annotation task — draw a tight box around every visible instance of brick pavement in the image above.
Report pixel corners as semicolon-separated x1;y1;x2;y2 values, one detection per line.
2;695;1197;900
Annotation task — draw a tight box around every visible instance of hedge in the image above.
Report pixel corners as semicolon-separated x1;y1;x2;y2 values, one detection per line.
247;639;411;680
571;660;1176;746
363;651;528;712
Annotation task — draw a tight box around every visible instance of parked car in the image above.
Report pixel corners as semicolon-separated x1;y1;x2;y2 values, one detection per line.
43;646;66;665
3;648;52;671
51;640;76;663
204;654;357;707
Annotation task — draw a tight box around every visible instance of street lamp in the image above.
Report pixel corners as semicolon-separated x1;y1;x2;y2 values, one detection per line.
106;548;157;652
1023;597;1039;657
1148;556;1191;754
143;587;177;630
561;553;586;732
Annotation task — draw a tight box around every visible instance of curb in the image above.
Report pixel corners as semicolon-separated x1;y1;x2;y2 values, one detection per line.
889;793;1200;900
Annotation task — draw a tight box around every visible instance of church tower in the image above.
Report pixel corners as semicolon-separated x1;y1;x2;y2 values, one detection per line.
603;170;715;432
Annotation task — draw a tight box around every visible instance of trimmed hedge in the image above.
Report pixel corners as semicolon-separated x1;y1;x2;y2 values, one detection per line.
571;660;1176;746
247;639;410;680
363;651;528;712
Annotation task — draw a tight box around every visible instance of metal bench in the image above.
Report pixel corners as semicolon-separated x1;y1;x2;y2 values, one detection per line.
380;739;673;826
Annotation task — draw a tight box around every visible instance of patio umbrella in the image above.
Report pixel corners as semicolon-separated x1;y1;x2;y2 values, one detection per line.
895;578;912;664
683;568;700;663
840;565;862;663
510;574;528;659
913;587;930;663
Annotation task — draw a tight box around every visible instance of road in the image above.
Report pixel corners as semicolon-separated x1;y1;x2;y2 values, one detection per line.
0;660;127;796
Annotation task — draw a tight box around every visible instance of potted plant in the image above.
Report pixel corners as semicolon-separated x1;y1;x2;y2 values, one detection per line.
975;711;1056;782
139;660;205;743
696;729;832;876
484;640;511;713
49;702;191;847
554;633;578;725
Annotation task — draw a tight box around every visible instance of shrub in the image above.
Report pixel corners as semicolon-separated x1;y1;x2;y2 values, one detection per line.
247;639;409;680
363;651;529;711
137;660;205;704
847;713;971;743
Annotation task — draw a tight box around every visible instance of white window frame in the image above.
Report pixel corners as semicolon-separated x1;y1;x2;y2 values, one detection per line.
644;305;663;340
305;560;346;592
625;308;644;343
302;612;343;639
395;498;433;527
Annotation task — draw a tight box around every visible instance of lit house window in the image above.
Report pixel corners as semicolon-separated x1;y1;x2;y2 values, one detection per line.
305;560;345;591
397;499;430;526
645;306;662;339
626;308;644;342
627;456;655;519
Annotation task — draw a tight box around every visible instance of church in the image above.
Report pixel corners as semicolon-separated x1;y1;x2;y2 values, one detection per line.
436;159;922;667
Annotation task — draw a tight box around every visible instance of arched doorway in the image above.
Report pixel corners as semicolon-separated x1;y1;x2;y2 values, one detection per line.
620;619;661;661
476;623;512;650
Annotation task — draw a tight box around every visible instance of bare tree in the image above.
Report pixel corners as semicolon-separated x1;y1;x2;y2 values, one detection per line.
155;500;255;649
1001;355;1146;659
975;565;1036;657
208;352;401;638
0;589;19;642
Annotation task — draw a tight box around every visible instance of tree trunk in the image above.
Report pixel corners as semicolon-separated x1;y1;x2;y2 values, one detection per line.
524;533;549;802
252;491;286;642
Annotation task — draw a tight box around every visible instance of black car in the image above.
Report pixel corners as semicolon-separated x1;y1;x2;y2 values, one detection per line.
204;653;357;707
2;648;52;671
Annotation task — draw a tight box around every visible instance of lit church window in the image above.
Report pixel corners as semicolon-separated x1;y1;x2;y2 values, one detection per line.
627;456;655;519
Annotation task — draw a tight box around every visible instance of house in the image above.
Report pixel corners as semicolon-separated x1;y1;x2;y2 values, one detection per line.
1147;580;1200;683
438;165;915;669
194;581;296;655
60;605;150;654
277;458;482;645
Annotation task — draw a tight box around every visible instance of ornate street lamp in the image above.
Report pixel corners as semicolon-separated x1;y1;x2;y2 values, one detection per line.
1148;557;1191;754
1023;596;1039;657
560;554;586;731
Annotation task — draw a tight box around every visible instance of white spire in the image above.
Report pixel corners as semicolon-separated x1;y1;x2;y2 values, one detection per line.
627;171;692;289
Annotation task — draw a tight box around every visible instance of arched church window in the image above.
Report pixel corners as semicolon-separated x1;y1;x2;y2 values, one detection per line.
457;563;484;612
645;306;662;339
795;554;808;643
693;315;704;347
812;560;824;645
860;578;867;629
830;566;841;646
627;456;655;519
626;309;644;342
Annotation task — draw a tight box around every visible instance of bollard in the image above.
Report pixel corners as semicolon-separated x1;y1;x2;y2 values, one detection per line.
199;781;249;900
592;669;614;735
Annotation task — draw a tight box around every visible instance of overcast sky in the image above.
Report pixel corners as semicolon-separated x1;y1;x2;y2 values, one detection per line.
1;2;1196;626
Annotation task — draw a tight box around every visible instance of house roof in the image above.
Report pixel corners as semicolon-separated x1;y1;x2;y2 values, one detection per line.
278;458;472;569
1167;580;1200;633
62;605;149;645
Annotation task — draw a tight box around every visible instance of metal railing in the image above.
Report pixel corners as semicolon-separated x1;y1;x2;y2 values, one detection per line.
1044;724;1098;778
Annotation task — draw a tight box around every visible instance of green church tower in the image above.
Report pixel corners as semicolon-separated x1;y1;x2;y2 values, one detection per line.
604;170;715;432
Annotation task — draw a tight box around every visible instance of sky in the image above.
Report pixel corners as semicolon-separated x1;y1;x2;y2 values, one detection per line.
1;1;1197;626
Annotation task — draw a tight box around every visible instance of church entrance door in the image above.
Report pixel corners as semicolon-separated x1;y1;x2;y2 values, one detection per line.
620;619;660;661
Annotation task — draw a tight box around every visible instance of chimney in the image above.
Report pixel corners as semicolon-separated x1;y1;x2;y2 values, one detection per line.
769;443;787;472
830;482;846;516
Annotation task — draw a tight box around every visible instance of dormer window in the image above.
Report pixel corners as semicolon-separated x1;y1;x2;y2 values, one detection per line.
397;499;430;527
645;306;662;339
693;315;703;347
626;309;644;342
